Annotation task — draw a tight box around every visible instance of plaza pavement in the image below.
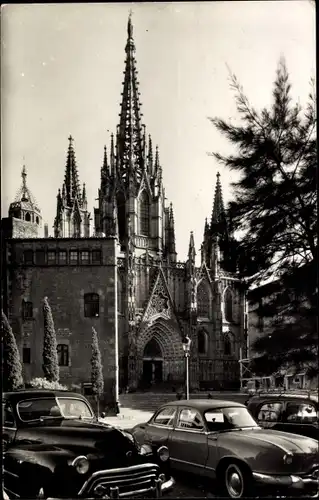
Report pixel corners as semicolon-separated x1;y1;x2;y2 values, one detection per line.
100;407;153;430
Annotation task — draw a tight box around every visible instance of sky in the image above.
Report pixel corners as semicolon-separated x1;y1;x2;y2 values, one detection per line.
1;1;315;262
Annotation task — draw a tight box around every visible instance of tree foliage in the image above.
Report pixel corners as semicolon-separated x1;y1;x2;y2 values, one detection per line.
91;327;104;397
2;310;24;391
210;58;317;377
42;296;59;382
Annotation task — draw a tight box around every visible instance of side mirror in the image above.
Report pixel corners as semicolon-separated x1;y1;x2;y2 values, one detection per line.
100;412;106;419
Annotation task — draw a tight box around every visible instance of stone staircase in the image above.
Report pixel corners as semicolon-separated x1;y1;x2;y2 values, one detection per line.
119;391;247;412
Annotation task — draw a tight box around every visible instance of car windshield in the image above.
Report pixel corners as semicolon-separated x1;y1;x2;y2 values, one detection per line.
17;397;94;422
204;406;259;432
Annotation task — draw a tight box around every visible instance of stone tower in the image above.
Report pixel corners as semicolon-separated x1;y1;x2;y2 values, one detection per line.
54;136;90;237
94;15;176;262
7;165;42;238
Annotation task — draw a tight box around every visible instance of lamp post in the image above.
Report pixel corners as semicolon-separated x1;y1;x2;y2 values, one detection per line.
182;336;192;400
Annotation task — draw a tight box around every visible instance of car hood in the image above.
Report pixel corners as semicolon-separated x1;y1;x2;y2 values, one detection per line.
223;428;318;454
17;419;136;454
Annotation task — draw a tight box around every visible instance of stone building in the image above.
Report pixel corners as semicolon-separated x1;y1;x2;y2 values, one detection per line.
2;16;247;395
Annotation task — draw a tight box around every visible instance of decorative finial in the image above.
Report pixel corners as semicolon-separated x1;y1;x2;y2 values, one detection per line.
68;135;74;146
22;164;27;184
217;171;220;179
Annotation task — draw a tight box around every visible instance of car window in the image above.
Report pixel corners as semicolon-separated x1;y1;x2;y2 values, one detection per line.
257;402;284;426
205;407;258;432
17;398;63;421
285;402;318;423
57;398;93;419
2;403;16;428
153;407;176;426
176;408;205;431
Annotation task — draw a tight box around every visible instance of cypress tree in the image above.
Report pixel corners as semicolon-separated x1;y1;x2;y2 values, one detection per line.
210;58;317;377
42;296;59;382
2;310;23;391
91;327;104;416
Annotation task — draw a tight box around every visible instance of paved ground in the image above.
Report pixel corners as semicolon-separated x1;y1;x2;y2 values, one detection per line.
100;407;153;429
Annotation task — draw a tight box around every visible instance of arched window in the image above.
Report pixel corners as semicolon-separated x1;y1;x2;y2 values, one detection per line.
117;276;125;314
197;281;210;317
57;344;69;366
224;333;231;356
139;191;150;236
143;338;162;358
117;192;126;248
198;330;207;355
224;288;233;322
25;212;31;222
84;293;99;317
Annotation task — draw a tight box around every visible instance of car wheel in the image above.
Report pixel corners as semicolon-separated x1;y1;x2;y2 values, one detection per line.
224;463;251;498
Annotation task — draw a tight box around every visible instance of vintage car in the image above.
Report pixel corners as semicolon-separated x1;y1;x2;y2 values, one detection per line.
246;390;319;440
131;399;319;498
2;389;175;499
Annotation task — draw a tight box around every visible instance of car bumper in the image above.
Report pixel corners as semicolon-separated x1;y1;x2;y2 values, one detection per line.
253;471;319;494
45;476;175;499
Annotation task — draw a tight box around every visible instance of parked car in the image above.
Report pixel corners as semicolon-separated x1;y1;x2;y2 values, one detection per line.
246;390;319;440
2;389;174;499
131;399;319;498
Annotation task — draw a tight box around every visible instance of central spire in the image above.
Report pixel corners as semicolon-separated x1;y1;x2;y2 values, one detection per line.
117;13;145;189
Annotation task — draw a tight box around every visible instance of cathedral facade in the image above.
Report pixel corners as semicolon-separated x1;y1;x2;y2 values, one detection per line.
2;17;247;397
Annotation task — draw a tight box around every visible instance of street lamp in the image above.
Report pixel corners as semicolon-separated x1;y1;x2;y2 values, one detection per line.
182;336;192;400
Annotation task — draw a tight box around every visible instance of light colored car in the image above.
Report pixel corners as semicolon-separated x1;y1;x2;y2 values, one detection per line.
131;399;319;498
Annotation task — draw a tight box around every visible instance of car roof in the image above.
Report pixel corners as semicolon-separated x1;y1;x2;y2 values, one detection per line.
249;393;318;403
3;389;88;405
162;399;245;411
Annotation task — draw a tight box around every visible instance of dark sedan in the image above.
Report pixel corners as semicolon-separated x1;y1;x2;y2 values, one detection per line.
3;389;174;499
131;399;319;498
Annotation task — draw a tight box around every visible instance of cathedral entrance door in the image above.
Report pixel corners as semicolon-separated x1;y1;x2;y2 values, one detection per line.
142;338;163;387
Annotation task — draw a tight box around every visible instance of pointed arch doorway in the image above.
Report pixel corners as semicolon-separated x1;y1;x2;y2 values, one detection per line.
142;337;163;386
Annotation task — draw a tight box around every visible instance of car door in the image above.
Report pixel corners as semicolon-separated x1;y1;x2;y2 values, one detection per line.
2;401;19;497
2;401;17;447
167;406;209;476
281;400;319;440
145;406;177;449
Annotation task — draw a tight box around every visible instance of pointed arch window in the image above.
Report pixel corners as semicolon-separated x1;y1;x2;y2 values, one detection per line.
139;191;150;236
117;275;125;315
198;329;207;355
224;333;232;356
224;288;233;322
197;281;210;317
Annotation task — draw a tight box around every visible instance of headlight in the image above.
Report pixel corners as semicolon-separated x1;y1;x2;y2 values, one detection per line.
140;444;153;455
157;446;169;462
283;453;293;465
71;455;90;474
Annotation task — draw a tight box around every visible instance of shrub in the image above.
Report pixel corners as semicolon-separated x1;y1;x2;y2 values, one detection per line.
29;378;66;390
28;377;67;390
42;297;59;382
2;310;24;391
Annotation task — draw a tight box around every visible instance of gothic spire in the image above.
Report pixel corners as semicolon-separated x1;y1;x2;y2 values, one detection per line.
117;13;144;187
188;231;196;261
64;135;82;207
101;145;109;191
211;172;225;227
147;135;153;175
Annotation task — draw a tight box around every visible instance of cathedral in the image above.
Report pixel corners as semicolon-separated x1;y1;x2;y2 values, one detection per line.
1;16;247;399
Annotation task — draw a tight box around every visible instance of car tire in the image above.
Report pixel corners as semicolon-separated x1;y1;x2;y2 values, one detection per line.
223;462;252;498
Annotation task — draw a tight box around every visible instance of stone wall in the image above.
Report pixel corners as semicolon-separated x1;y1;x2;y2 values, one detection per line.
6;237;117;397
